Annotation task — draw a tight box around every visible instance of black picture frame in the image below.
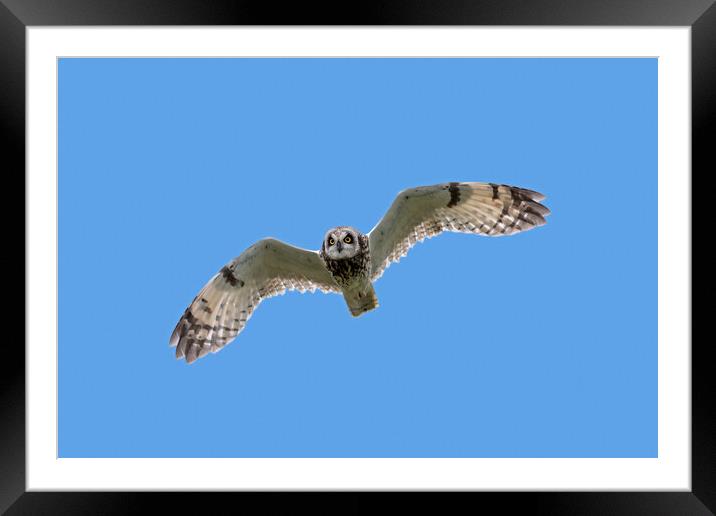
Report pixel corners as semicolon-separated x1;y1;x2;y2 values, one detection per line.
5;1;709;514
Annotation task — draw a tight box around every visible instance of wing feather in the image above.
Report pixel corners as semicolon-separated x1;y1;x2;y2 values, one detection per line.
368;182;550;280
170;238;340;363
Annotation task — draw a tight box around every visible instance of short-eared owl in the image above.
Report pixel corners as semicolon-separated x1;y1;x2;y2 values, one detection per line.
171;182;550;363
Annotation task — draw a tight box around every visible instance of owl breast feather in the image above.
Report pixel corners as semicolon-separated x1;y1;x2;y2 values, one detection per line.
320;251;370;288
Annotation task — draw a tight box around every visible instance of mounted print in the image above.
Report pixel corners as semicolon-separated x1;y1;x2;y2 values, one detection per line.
18;20;703;510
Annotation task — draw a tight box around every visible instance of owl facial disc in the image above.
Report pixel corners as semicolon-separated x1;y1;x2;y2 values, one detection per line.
323;226;362;260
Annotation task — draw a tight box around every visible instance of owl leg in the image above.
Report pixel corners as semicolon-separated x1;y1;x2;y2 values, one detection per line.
342;281;379;317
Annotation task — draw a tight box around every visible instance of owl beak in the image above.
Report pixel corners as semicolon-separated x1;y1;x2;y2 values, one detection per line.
336;241;343;252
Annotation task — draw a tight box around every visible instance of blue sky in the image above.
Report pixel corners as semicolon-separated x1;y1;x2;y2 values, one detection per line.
58;58;657;457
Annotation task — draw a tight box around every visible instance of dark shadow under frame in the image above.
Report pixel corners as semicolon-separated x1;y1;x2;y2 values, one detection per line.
4;0;710;514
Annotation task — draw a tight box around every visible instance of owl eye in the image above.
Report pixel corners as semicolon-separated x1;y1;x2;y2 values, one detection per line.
343;235;353;244
328;237;335;246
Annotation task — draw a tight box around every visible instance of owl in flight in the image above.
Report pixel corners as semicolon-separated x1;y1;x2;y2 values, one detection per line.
171;182;550;363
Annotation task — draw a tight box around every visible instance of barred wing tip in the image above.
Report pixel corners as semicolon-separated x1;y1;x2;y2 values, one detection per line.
515;187;547;203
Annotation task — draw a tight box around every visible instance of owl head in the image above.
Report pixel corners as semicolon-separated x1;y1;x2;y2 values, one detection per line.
322;226;363;260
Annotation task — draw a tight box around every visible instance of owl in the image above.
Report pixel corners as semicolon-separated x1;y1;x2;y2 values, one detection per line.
170;182;550;363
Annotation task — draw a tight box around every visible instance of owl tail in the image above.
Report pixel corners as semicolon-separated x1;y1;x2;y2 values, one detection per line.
343;282;379;317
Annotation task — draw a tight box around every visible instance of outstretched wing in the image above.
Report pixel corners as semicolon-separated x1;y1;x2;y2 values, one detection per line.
368;182;550;281
170;238;339;363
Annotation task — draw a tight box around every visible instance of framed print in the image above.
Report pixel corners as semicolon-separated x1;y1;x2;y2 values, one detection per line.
6;0;710;513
